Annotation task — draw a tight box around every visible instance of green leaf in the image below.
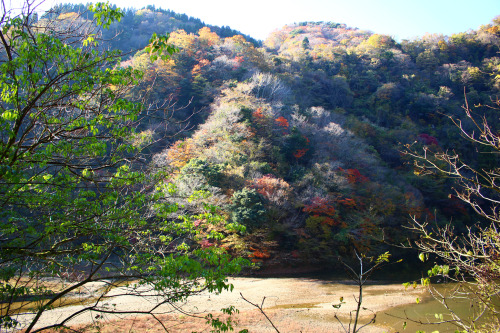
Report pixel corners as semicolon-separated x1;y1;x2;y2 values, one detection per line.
1;110;18;121
375;251;391;264
89;2;124;29
147;33;178;62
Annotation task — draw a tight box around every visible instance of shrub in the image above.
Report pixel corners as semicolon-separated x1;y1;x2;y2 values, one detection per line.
229;188;267;229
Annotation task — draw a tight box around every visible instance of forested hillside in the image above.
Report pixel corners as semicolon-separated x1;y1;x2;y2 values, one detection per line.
117;14;499;267
32;5;500;266
2;3;499;331
46;3;260;52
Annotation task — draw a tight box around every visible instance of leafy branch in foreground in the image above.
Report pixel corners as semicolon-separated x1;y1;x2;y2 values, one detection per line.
0;1;246;332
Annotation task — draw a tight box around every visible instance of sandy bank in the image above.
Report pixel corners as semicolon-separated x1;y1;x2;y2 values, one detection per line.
17;277;425;332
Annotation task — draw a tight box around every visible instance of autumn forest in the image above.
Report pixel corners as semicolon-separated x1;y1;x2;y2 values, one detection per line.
82;5;500;268
1;2;499;331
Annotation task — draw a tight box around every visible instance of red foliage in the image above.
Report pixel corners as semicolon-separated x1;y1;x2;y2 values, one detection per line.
337;198;356;208
321;217;337;226
252;107;265;119
303;197;336;217
200;239;214;248
339;168;369;184
293;148;309;159
423;208;435;221
275;116;289;128
418;133;439;146
252;250;271;259
403;192;433;219
249;247;271;259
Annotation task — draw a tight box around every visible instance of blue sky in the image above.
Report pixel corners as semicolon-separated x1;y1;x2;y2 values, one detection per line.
13;0;500;41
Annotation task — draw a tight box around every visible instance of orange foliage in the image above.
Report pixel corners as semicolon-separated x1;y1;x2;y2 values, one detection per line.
57;12;79;20
487;25;500;36
249;247;271;259
224;35;251;56
251;175;291;200
337;198;356;208
252;107;265;119
247;127;257;138
191;58;210;76
252;108;271;130
251;250;271;259
166;138;197;170
275;116;289;128
169;30;196;55
228;35;248;45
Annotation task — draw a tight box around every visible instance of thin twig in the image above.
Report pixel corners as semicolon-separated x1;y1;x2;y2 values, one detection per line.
240;293;281;333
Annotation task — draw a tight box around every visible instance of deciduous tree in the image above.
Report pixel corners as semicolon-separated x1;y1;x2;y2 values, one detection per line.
0;2;244;332
405;98;500;331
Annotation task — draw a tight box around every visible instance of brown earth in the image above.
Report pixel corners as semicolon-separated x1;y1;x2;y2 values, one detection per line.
19;277;426;332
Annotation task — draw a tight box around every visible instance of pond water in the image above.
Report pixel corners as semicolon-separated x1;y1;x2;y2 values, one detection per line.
294;268;498;332
373;282;498;332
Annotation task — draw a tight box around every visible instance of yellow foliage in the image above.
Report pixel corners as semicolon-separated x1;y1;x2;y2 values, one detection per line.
487;25;499;35
135;9;152;16
166;138;198;170
169;30;196;54
365;34;395;49
198;27;221;47
57;12;79;20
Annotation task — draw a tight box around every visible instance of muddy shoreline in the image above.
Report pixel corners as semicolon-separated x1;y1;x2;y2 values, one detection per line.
15;277;427;332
